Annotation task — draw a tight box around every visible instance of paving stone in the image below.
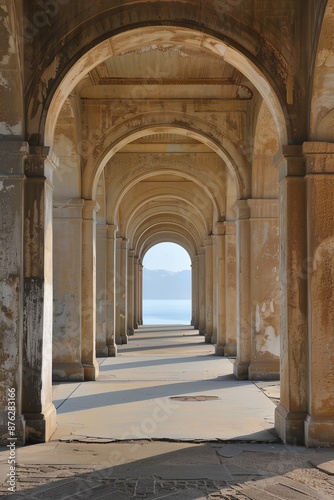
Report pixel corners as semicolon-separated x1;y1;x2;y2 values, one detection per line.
310;459;334;475
90;487;129;500
226;464;273;477
153;488;207;499
156;465;232;481
239;486;280;499
217;443;286;459
263;482;318;499
20;478;104;499
136;476;156;495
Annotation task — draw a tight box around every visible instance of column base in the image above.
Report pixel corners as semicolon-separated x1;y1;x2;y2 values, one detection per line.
121;335;128;345
24;402;56;444
205;333;212;343
211;333;217;344
248;361;280;381
304;415;334;448
224;342;236;356
128;329;135;336
0;413;26;446
233;360;250;380
274;403;306;446
83;360;99;381
96;346;108;357
52;363;84;382
107;344;117;357
215;344;225;356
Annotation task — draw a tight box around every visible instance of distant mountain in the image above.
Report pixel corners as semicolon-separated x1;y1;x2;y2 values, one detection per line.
143;269;191;299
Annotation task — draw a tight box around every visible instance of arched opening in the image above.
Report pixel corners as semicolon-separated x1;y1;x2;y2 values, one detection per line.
142;242;192;325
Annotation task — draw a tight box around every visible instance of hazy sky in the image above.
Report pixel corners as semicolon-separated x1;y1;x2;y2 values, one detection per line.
143;242;191;272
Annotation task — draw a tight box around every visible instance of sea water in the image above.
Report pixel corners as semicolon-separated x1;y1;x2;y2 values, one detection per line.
143;299;191;325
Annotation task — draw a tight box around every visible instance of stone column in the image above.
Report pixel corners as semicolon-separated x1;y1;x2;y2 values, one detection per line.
106;225;117;356
303;142;334;447
215;222;226;356
274;146;308;446
212;238;218;345
96;225;108;357
53;199;84;380
204;238;214;343
191;255;199;329
233;200;251;380
139;262;143;325
22;146;57;442
115;237;128;344
224;222;237;356
81;200;100;381
128;249;135;335
134;258;140;329
248;200;280;380
198;248;206;335
0;141;28;445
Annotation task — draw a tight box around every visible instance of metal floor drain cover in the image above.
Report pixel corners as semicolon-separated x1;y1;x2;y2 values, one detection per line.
169;395;220;402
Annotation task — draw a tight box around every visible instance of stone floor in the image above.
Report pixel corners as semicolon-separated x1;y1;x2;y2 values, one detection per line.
1;326;334;499
52;326;278;443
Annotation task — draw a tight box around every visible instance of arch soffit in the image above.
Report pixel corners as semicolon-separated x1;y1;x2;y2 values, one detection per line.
107;160;225;223
125;203;208;243
131;214;204;245
116;182;214;231
133;221;201;256
99;120;245;202
137;228;198;261
39;25;288;176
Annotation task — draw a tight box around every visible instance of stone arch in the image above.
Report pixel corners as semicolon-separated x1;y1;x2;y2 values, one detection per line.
90;120;248;202
310;0;334;141
133;217;203;255
110;167;221;229
36;24;289;154
122;194;210;240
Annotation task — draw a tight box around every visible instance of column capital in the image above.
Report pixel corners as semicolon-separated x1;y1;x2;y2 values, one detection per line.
234;200;250;220
96;224;108;237
215;221;226;236
223;221;236;235
116;236;128;249
82;199;100;219
274;145;305;181
247;199;279;219
129;249;135;258
303;141;334;174
25;146;59;181
53;198;84;220
204;235;213;246
106;224;118;239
